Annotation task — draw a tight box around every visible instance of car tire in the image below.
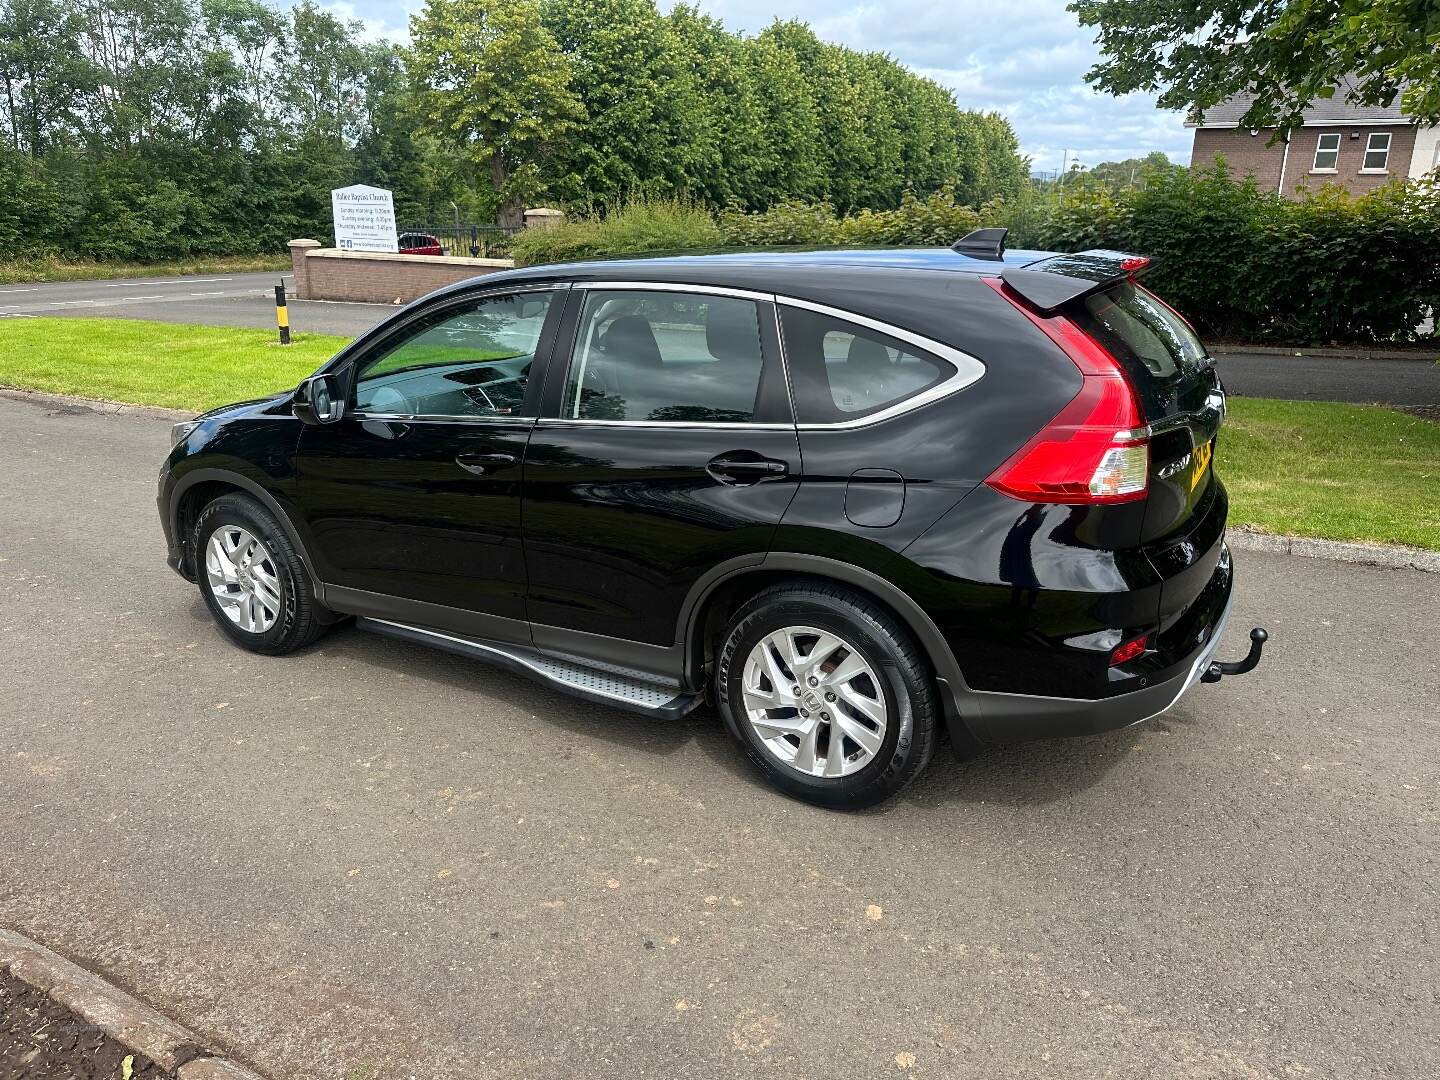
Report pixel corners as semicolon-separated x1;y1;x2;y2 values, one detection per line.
715;582;938;810
193;493;330;656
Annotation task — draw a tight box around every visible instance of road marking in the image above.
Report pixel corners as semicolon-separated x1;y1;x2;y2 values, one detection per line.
0;312;38;318
188;291;229;297
102;277;234;287
121;295;167;301
0;287;40;294
49;300;96;306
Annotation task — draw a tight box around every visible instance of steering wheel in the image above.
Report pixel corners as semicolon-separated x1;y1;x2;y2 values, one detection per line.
362;385;411;414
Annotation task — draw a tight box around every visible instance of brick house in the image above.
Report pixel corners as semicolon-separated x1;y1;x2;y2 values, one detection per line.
1188;85;1440;198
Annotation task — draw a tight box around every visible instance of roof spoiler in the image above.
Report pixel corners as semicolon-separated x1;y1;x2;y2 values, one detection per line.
952;227;1008;259
1000;249;1153;313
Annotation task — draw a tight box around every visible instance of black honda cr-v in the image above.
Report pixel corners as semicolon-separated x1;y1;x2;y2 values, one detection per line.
158;231;1266;809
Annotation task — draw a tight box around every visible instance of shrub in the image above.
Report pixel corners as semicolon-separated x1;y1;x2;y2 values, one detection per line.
837;187;981;246
1025;165;1440;344
717;200;841;247
510;197;722;266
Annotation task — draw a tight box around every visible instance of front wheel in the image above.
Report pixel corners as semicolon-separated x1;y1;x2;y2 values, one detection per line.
193;493;330;655
715;583;938;810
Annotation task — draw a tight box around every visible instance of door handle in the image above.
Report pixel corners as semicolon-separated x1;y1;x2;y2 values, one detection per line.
706;455;788;485
455;451;518;475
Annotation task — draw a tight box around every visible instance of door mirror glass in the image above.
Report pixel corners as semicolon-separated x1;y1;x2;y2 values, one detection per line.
294;373;343;425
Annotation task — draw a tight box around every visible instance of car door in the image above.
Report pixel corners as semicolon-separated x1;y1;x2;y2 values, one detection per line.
521;283;801;678
293;284;566;643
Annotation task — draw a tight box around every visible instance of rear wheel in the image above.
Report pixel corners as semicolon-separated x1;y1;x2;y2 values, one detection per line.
193;494;330;655
716;583;938;810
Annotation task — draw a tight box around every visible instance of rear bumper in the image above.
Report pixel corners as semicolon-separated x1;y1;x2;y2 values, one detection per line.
946;544;1235;745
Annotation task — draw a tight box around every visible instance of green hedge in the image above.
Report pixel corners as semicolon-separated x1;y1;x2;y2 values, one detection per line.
513;168;1440;345
1008;166;1440;344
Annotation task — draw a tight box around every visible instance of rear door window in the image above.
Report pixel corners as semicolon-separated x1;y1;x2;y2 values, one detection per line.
563;291;765;423
779;306;952;423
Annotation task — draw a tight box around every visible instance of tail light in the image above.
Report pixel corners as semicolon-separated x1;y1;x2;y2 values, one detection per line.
1109;634;1149;666
982;278;1148;504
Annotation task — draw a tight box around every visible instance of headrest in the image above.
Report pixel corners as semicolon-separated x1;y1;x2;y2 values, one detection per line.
705;302;758;362
601;315;662;369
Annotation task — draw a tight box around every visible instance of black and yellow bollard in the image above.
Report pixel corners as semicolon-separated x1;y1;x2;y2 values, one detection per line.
275;281;291;345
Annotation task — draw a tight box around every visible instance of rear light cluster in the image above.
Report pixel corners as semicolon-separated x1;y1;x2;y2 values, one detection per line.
1109;634;1149;667
982;278;1149;505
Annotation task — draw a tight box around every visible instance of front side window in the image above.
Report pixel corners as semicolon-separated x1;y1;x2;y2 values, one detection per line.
353;291;556;417
779;306;952;424
1313;132;1341;170
563;291;764;422
1363;132;1392;171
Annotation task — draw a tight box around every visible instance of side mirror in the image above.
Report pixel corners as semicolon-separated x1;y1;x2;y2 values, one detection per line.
293;373;343;426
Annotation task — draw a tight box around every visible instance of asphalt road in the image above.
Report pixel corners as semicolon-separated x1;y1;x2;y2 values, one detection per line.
1;393;1436;1080
1214;351;1440;407
4;273;1440;406
0;272;386;338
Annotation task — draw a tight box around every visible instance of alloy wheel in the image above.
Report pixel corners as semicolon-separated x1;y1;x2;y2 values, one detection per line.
205;526;283;633
741;625;888;778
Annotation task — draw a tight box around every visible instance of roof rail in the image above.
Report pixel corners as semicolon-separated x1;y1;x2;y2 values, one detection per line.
952;228;1008;260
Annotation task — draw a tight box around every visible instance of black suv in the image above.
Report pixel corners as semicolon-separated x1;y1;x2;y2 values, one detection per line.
159;233;1265;809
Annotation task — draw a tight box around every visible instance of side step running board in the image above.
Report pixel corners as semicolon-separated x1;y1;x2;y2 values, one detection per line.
355;618;702;720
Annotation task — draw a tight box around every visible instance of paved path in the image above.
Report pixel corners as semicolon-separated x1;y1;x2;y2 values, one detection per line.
0;394;1435;1080
0;272;386;338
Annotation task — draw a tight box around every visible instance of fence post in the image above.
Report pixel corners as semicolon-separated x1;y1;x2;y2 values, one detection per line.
469;225;480;258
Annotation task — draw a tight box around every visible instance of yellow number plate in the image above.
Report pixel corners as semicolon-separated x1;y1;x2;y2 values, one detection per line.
1189;440;1214;491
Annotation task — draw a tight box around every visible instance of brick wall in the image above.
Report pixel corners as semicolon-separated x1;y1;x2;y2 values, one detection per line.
286;242;515;304
1191;125;1419;198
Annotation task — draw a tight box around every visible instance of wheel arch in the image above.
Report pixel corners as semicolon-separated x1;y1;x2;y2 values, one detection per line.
678;553;973;699
170;468;321;590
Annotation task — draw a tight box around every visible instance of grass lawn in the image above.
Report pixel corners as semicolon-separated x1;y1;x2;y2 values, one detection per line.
0;318;348;411
0;254;290;285
1219;397;1439;550
1;317;1435;551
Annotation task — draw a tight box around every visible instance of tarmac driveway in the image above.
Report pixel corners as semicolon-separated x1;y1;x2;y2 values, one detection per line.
0;393;1436;1080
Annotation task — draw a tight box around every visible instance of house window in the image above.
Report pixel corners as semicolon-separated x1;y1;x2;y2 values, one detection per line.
1362;132;1391;171
1312;133;1341;171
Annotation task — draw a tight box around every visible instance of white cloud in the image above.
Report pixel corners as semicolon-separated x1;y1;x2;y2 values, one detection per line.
334;0;1192;169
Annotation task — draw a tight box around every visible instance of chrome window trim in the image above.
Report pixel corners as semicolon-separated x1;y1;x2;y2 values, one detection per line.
775;296;986;430
534;418;793;432
573;280;776;304
347;412;537;424
544;280;987;432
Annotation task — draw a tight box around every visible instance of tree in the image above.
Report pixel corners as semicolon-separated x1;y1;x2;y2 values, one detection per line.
1078;151;1179;191
540;0;692;206
409;0;581;227
1071;0;1440;136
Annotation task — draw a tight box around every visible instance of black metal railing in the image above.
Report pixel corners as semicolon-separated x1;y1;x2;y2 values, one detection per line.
396;224;522;259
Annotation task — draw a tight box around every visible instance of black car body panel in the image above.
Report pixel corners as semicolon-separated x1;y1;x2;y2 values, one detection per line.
159;246;1246;748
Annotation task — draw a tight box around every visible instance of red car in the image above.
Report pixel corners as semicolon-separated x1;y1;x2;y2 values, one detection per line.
398;232;444;256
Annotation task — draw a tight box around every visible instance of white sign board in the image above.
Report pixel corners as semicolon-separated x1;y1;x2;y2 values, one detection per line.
331;184;398;253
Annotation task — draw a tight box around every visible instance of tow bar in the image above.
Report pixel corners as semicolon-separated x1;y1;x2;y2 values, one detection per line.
1200;627;1268;683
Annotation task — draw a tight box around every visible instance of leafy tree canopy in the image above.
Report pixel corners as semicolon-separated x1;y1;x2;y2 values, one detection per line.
1070;0;1440;135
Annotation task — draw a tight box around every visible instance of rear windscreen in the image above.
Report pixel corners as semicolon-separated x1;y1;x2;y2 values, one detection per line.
1071;282;1213;419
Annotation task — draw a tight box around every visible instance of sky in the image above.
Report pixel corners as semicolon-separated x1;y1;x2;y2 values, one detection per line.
324;0;1192;174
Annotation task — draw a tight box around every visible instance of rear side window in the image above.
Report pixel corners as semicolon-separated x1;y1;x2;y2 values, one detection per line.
564;290;764;422
779;306;951;423
1077;283;1208;381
